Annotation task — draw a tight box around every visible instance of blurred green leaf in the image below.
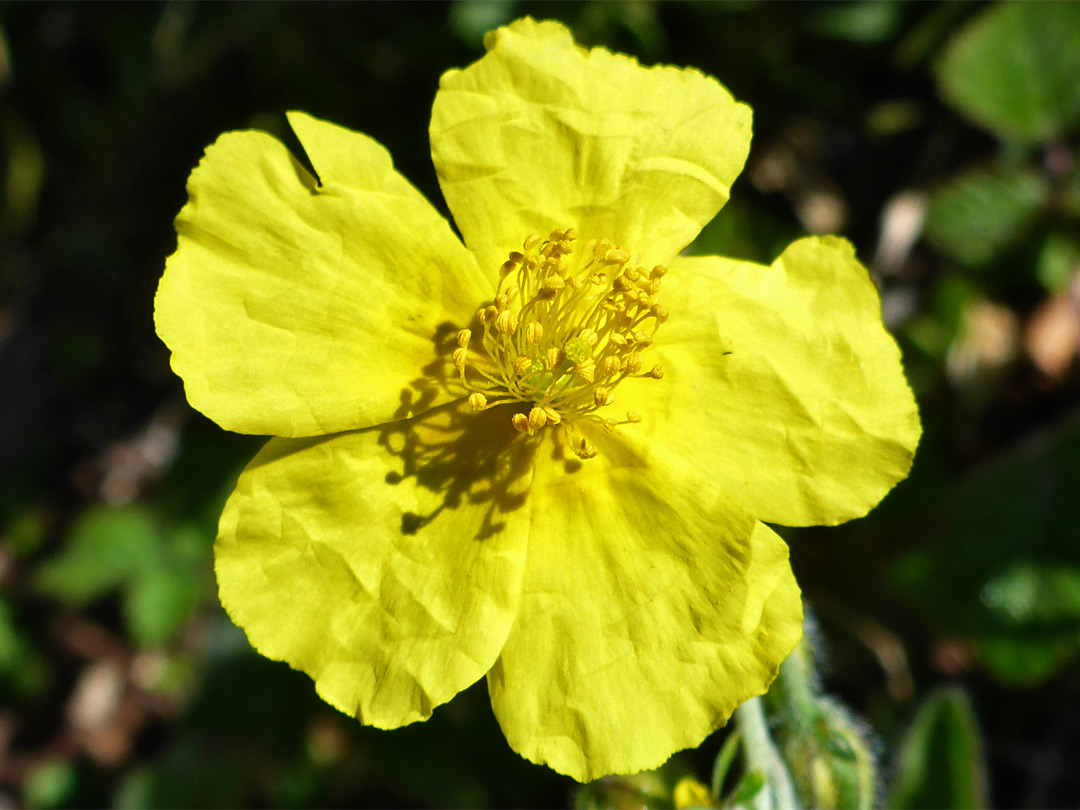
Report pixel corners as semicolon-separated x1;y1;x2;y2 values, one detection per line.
34;506;158;604
0;598;48;697
4;506;47;557
728;771;766;808
112;767;156;810
887;687;988;810
813;1;904;44
1036;231;1080;292
979;563;1080;626
1064;169;1080;219
975;634;1078;687
123;563;206;648
448;0;519;49
22;759;77;810
925;166;1049;265
936;1;1080;144
894;418;1080;685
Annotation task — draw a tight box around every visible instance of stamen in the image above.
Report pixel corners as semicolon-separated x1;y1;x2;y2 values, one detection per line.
451;228;669;455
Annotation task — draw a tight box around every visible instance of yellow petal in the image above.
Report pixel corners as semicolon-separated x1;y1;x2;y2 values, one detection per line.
623;236;921;527
488;424;802;782
216;402;533;726
430;17;752;274
155;111;491;437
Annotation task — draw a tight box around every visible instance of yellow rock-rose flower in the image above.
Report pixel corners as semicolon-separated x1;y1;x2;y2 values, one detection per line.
154;18;920;781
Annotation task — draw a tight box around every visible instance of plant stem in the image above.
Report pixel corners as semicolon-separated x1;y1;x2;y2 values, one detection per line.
734;696;798;810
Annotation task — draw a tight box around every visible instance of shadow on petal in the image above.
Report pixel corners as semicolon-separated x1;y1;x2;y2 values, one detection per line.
378;320;538;541
376;398;536;541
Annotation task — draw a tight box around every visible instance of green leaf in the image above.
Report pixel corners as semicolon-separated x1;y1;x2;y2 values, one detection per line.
711;730;743;799
979;563;1080;627
22;759;77;810
1064;169;1080;219
893;418;1080;686
887;687;988;810
123;563;206;648
1036;231;1080;292
0;598;48;697
925;167;1049;265
975;634;1078;687
813;1;904;44
34;506;159;604
936;1;1080;144
728;771;766;808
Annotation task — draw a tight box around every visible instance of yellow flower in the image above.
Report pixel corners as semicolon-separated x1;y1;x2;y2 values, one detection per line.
154;18;920;782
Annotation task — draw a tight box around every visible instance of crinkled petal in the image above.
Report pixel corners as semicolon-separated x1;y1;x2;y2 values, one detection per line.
622;236;921;527
430;17;752;274
155;111;491;437
216;402;533;727
487;425;802;782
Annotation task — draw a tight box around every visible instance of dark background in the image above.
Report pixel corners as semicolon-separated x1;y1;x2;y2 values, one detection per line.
2;2;1079;807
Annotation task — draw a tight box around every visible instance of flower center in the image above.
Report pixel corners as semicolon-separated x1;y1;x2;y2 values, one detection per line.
453;229;667;459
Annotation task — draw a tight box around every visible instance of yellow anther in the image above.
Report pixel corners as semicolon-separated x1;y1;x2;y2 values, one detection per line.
528;405;547;431
513;355;533;375
574;362;596;384
594;387;614;407
495;310;517;336
454;228;669;455
647;364;664;379
601;356;622;378
576;438;598;460
603;247;630;265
